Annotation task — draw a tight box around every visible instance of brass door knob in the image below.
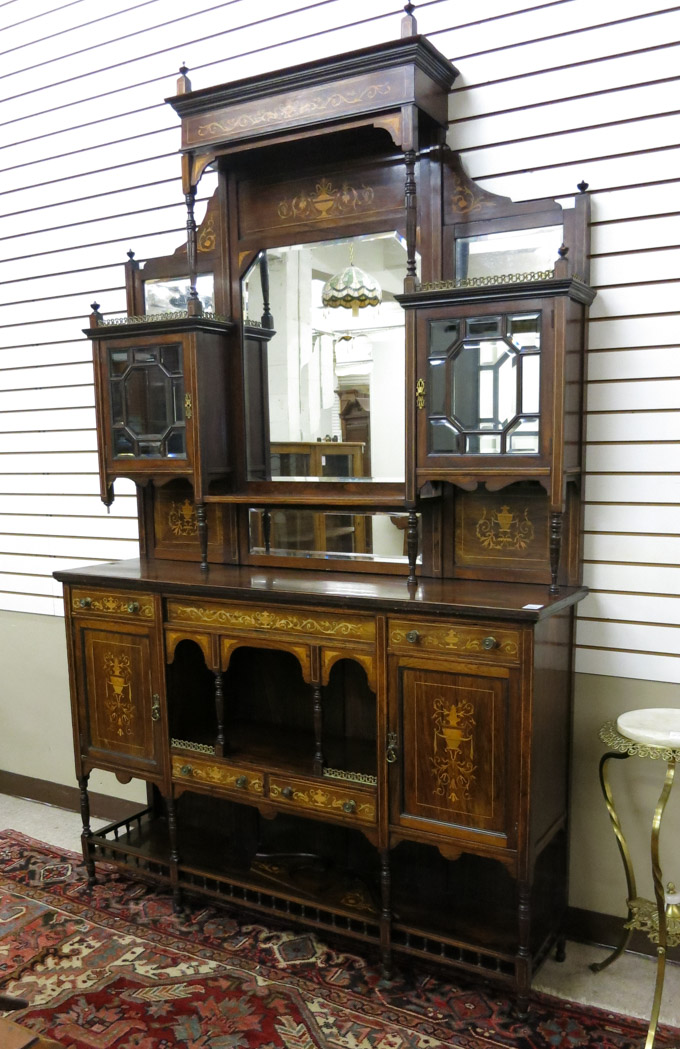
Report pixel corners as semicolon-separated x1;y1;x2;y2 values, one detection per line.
79;597;92;608
281;786;294;799
482;636;498;650
127;602;140;614
180;764;193;776
405;630;420;644
235;775;248;788
342;800;356;814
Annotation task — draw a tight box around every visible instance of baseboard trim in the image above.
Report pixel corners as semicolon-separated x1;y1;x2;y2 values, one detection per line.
0;770;142;823
565;905;679;963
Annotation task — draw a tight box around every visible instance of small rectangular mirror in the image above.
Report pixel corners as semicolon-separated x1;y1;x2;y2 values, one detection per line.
455;225;562;282
249;509;419;564
144;274;215;314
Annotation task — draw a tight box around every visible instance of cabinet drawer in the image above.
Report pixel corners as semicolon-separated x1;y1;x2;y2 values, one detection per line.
388;619;520;663
72;588;154;620
269;775;376;825
166;598;375;645
172;754;264;796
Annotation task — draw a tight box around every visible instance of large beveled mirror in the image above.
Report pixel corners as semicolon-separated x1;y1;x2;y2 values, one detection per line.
242;231;414;485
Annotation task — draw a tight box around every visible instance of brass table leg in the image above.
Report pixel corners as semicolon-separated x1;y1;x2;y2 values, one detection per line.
590;751;637;973
644;758;675;1049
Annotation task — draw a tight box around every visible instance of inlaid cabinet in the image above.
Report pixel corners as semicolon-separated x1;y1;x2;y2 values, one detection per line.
66;590;166;790
56;14;593;1018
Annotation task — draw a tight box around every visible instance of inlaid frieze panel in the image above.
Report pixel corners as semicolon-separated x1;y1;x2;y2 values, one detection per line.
167;599;375;644
181;69;408;151
238;161;405;237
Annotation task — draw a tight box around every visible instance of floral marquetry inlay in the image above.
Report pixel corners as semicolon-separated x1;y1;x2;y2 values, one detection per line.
72;591;154;618
168;499;198;537
167;601;375;642
431;697;477;804
476;506;535;551
103;652;134;738
196;84;392;140
270;782;376;822
277;178;375;221
389;622;519;659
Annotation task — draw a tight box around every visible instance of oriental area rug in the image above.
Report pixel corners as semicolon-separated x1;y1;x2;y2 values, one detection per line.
0;830;678;1049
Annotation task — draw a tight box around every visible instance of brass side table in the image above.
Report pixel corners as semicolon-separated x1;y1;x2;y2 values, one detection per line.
593;708;680;1049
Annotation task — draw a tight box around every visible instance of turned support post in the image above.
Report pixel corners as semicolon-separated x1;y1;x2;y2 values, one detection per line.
404;148;418;292
406;509;419;585
184;185;203;317
214;670;225;756
312;683;324;775
549;510;563;594
196;502;208;570
262;509;272;554
167;794;183;913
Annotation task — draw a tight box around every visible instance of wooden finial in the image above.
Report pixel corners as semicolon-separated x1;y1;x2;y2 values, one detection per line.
127;249;135;260
177;64;192;94
402;2;417;37
89;301;103;327
554;243;569;278
577;180;589;193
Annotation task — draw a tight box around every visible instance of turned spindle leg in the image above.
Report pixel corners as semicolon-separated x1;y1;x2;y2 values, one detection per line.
380;848;393;979
167;794;183;914
78;774;96;886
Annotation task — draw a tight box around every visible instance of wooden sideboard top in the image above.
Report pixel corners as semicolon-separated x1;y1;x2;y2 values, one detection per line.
54;558;587;622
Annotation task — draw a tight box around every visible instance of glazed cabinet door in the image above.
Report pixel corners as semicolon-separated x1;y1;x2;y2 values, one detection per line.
73;618;164;780
389;658;521;854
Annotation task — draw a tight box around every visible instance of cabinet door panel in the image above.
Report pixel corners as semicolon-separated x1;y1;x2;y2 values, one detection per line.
394;663;516;846
77;622;162;775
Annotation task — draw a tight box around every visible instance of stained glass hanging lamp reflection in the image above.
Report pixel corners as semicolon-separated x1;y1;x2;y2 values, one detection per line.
321;245;382;317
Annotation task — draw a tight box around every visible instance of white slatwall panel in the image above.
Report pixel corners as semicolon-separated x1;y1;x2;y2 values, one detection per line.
1;0;677;682
446;0;679;682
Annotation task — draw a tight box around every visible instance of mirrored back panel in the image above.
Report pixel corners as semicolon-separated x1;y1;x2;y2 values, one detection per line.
243;231;410;484
248;509;420;565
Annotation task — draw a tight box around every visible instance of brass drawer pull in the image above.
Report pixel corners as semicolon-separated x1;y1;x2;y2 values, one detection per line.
235;775;248;788
342;800;356;814
386;731;398;764
151;694;160;722
79;597;92;608
180;764;193;776
482;636;498;650
405;630;420;644
281;786;294;799
127;601;140;614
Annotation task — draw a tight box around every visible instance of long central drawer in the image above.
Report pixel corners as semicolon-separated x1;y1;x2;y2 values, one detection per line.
166;598;376;644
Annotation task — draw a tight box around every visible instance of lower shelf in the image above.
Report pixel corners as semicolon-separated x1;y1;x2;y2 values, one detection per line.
84;803;565;992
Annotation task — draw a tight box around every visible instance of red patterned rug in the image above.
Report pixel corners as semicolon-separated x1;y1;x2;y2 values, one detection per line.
0;829;678;1049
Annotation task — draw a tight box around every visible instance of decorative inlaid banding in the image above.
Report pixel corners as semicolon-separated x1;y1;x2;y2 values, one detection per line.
389;619;520;662
269;776;376;823
171;754;264;795
166;600;375;643
72;589;154;619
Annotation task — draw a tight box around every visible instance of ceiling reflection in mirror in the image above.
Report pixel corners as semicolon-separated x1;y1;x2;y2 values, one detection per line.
243;232;414;483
